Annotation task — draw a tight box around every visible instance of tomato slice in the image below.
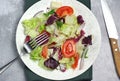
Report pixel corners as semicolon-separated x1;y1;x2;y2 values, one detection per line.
62;39;76;58
41;45;48;58
72;53;79;69
56;6;74;18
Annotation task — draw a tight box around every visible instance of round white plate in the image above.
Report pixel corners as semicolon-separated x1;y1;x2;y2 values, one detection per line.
16;0;101;80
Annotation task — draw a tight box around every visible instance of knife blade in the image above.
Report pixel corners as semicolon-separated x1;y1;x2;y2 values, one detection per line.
101;0;120;77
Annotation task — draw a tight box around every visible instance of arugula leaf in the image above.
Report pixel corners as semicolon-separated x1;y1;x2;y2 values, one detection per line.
44;9;55;17
56;21;63;28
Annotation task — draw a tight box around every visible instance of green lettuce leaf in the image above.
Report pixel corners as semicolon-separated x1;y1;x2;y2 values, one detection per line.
65;15;77;25
30;46;42;60
22;17;40;29
59;57;74;69
25;29;39;38
60;24;72;36
38;25;45;33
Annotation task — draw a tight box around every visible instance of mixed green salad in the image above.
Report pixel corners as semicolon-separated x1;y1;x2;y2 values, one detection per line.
22;1;92;72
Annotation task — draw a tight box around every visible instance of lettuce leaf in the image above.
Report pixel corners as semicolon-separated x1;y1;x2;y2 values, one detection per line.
59;57;74;69
65;15;77;25
38;58;49;70
38;25;45;33
49;34;66;45
46;24;55;34
30;46;42;60
60;24;72;36
22;17;40;29
26;29;39;38
22;15;48;38
38;58;54;70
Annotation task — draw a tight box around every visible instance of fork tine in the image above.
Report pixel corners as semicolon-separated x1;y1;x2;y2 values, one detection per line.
35;32;46;39
29;32;46;44
28;32;47;47
36;36;49;45
30;35;49;49
38;37;49;46
30;42;37;49
24;31;50;53
30;34;49;48
29;40;35;45
35;34;47;42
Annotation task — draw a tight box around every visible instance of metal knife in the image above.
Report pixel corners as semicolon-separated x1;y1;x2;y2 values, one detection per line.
101;0;120;77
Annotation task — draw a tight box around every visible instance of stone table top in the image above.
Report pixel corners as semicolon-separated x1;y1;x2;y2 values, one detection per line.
0;0;120;81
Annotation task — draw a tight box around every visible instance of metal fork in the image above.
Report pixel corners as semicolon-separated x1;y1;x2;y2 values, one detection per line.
0;31;50;74
79;46;88;70
24;31;50;53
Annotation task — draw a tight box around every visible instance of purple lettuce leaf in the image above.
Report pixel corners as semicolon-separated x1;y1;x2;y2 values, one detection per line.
44;57;59;69
45;15;57;26
77;15;84;25
82;35;92;45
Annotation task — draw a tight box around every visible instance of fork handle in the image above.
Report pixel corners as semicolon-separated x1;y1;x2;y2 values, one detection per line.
79;58;84;70
0;56;19;74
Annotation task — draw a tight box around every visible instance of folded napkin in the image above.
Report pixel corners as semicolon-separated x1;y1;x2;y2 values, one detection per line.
24;0;92;81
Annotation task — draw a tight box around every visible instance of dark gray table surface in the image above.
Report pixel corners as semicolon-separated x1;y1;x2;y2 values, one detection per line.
0;0;120;81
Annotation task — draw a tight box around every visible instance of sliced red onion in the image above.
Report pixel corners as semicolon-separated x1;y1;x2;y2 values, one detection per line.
48;42;57;48
74;30;85;42
53;12;59;18
33;10;44;17
77;15;84;24
58;48;63;60
58;17;65;24
35;22;41;32
24;35;30;43
49;47;58;57
59;64;66;72
53;29;58;37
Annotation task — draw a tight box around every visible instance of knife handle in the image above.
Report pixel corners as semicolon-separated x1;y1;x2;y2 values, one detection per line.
110;38;120;77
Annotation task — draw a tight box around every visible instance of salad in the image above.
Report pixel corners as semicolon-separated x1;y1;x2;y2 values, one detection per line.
22;1;92;72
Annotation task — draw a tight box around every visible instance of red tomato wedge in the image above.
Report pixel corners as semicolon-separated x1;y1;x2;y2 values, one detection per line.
41;45;48;58
62;39;76;58
56;6;74;18
72;53;79;69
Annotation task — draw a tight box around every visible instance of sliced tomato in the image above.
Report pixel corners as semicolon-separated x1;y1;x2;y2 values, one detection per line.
56;6;74;18
72;53;79;69
62;39;76;58
41;45;48;58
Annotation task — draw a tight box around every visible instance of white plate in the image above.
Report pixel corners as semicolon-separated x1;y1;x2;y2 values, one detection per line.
16;0;101;80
